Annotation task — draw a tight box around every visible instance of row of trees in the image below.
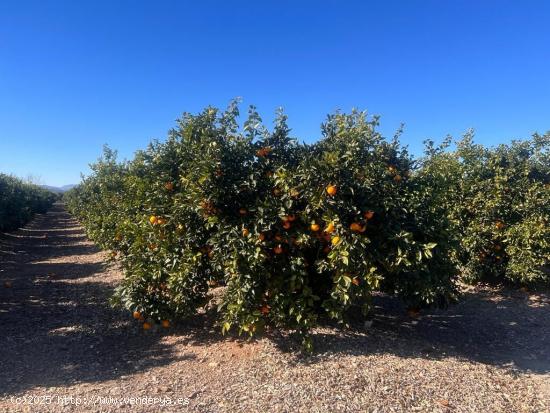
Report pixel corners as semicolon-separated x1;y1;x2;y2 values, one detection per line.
0;174;57;231
419;132;549;285
65;103;549;348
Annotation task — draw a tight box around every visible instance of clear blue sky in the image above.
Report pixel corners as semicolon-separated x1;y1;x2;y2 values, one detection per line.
1;0;549;187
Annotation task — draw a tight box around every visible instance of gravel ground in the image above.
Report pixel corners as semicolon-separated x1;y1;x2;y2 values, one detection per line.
0;204;548;412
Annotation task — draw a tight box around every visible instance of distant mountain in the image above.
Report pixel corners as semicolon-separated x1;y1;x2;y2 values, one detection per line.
40;184;76;193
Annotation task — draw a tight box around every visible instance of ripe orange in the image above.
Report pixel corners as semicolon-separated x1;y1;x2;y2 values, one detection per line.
393;174;402;182
258;233;266;241
260;305;270;315
495;221;505;230
133;311;142;320
161;320;170;328
325;222;335;234
242;228;249;237
239;208;247;216
350;222;362;232
4;281;13;288
273;245;284;254
311;223;320;232
142;322;152;330
323;245;331;254
352;277;360;286
286;214;296;222
149;215;158;225
282;221;291;230
364;210;374;220
331;236;341;246
388;165;397;174
326;184;337;196
256;146;272;157
164;182;174;191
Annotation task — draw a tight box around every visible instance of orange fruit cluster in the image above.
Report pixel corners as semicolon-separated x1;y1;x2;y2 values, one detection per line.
256;146;272;157
149;215;166;225
133;310;170;330
349;222;366;233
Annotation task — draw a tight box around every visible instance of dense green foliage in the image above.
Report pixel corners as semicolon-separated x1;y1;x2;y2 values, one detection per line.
419;131;550;285
65;103;549;347
0;174;57;231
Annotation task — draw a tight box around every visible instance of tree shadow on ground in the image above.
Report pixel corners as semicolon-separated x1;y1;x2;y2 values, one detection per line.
0;259;191;396
266;287;550;375
0;206;189;396
149;284;550;376
0;214;92;264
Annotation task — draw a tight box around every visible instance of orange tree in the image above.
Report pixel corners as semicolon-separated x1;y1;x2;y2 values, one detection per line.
419;131;550;285
66;103;459;349
0;174;56;231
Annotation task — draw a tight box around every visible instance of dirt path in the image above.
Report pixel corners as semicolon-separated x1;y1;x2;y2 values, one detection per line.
0;204;549;412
